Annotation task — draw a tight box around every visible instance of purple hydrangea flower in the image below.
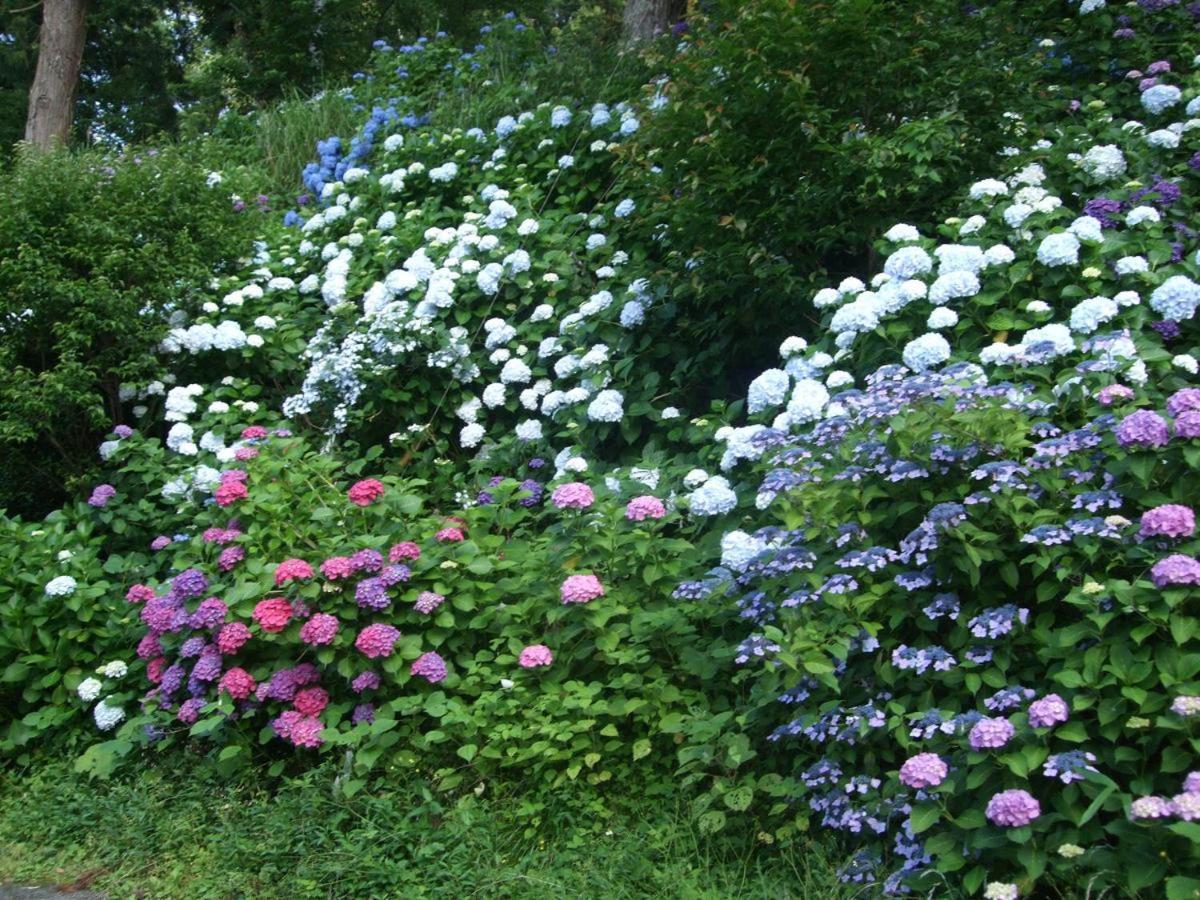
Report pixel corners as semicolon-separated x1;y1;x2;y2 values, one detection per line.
968;717;1014;750
1115;410;1170;448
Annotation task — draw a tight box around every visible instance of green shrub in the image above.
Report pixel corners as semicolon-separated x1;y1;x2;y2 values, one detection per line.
0;145;264;517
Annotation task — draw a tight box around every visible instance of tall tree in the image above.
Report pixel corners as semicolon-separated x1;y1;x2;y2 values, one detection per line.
622;0;681;43
23;0;90;148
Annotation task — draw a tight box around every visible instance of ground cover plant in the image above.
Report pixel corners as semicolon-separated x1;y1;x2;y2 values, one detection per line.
8;1;1200;898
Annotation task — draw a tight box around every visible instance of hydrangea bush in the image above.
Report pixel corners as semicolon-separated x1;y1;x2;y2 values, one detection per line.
668;2;1200;894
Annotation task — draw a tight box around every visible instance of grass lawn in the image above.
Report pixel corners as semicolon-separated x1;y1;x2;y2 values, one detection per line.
0;759;853;899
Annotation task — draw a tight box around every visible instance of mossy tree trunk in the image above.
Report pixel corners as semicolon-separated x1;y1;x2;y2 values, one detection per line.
24;0;91;149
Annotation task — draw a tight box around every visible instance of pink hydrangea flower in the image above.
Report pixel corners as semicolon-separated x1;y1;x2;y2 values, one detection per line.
1140;504;1196;539
351;671;380;693
986;789;1041;827
253;597;293;633
125;584;155;604
1028;693;1070;728
217;621;251;654
215;479;248;507
356;623;400;658
234;447;259;461
299;612;339;646
87;484;116;507
289;715;324;748
348;478;385;506
320;556;356;580
137;632;162;659
414;591;445;615
1131;795;1174;819
1168;388;1200;418
561;574;605;604
218;545;245;572
1096;384;1134;406
178;698;204;724
274;558;314;586
1185;772;1200;793
1152;555;1200;588
411;651;447;683
241;425;269;440
968;717;1014;750
899;753;948;789
146;656;166;683
626;495;666;521
294;686;329;717
1174;792;1200;821
435;527;465;542
151;535;171;551
389;541;421;562
519;644;554;668
219;667;256;700
551;482;595;509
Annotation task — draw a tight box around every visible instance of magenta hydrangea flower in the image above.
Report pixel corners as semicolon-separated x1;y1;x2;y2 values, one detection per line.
561;574;605;604
626;495;666;521
1168;388;1200;418
218;545;246;572
411;651;447;683
1028;693;1069;728
899;753;948;789
136;632;162;660
1115;410;1170;448
241;425;269;440
1097;384;1135;406
299;612;339;646
215;478;248;507
151;535;171;551
551;482;595;509
1140;504;1196;539
1176;410;1200;439
519;644;554;668
348;478;385;506
125;584;155;604
289;715;324;748
178;697;205;724
294;686;329;717
355;623;400;658
351;671;381;693
321;556;356;580
986;789;1041;827
969;717;1015;750
88;484;116;507
234;447;259;461
274;558;314;586
435;527;465;542
253;597;293;632
389;541;421;562
219;667;256;700
216;621;251;654
414;591;445;614
272;709;303;739
1152;555;1200;588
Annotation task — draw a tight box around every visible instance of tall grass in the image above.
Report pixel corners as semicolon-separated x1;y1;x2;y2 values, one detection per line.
0;759;856;898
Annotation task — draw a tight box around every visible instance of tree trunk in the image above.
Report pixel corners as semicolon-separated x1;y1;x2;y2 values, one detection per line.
623;0;677;43
24;0;91;149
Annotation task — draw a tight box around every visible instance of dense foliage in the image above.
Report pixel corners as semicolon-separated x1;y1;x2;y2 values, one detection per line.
8;2;1200;898
0;145;263;517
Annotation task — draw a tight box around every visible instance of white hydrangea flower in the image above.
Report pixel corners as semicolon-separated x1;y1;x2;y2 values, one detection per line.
515;419;543;441
1142;84;1182;115
747;369;790;414
1080;144;1126;181
587;389;624;422
902;333;951;372
1036;232;1080;267
720;530;767;572
93;699;125;731
460;423;485;448
77;677;102;702
45;575;77;597
1150;275;1200;320
688;475;737;516
1174;354;1200;374
1126;206;1161;227
927;307;959;330
101;660;128;679
884;223;920;242
787;379;829;424
1069;296;1118;334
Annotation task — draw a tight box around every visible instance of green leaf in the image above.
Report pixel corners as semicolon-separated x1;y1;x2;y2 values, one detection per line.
457;744;478;763
1167;877;1200;900
910;804;941;834
723;786;753;812
632;738;652;761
